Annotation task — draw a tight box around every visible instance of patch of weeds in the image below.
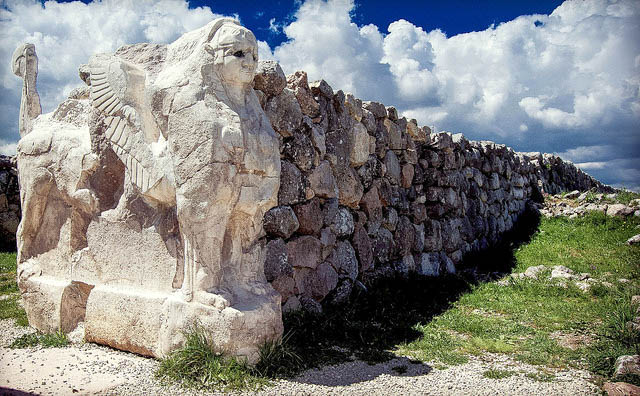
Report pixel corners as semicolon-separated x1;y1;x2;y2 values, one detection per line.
515;334;569;367
156;323;268;392
0;252;18;296
11;329;69;348
0;294;28;326
582;191;599;204
525;371;555;382
0;252;17;274
587;287;640;378
482;368;515;379
391;364;408;374
589;282;611;298
616;190;640;205
254;331;303;378
615;373;640;387
399;329;468;365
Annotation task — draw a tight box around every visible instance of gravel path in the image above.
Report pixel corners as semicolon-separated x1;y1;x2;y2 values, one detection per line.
0;318;600;396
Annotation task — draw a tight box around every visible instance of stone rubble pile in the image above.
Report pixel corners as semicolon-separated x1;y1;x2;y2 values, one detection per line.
252;61;612;312
0;155;20;251
539;192;640;219
499;264;629;292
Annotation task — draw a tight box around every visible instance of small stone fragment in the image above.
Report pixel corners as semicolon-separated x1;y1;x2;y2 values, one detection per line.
614;355;640;377
626;234;640;245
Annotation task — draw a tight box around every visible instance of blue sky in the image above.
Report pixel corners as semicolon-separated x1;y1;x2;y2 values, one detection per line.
1;0;639;190
185;0;565;49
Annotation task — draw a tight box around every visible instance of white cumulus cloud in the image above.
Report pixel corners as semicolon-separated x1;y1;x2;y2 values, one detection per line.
267;0;640;189
0;0;222;150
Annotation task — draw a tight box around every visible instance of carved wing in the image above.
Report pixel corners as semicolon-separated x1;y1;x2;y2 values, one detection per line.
88;58;164;194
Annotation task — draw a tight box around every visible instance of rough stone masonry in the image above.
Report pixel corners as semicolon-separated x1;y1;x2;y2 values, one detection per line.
253;61;611;313
8;19;611;361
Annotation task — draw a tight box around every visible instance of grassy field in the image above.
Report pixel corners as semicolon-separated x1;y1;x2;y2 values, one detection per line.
0;252;28;327
397;212;639;384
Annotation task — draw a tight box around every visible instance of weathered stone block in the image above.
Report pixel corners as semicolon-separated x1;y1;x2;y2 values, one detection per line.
351;224;374;273
264;206;299;239
327;240;358;280
293;198;323;235
304;261;338;302
264;238;292;281
287;70;320;117
266;88;303;137
254;60;286;96
287;236;323;269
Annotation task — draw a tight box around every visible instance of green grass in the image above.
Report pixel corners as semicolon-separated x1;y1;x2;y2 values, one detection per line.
0;252;28;327
615;190;640;205
156;323;270;392
586;289;640;379
398;212;640;384
525;371;555;382
582;191;599;203
254;331;303;378
0;252;18;294
10;329;69;348
483;368;516;379
0;294;28;326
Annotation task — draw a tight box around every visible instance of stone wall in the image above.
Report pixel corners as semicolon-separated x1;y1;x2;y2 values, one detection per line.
0;61;612;311
253;62;611;313
0;155;20;251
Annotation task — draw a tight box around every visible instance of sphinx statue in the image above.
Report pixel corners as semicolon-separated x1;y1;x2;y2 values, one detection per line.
14;18;283;362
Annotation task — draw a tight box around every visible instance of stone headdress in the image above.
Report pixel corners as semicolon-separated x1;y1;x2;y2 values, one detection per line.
12;43;36;77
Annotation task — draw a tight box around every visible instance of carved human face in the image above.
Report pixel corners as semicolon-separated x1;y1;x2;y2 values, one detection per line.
12;44;38;79
214;26;258;85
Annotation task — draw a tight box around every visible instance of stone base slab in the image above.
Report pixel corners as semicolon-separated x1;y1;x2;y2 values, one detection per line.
22;278;283;362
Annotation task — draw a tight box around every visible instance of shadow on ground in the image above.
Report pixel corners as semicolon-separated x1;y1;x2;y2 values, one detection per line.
279;207;541;385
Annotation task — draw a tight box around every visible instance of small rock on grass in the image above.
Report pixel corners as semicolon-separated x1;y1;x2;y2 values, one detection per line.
523;265;546;279
625;318;640;333
627;234;640;246
564;190;580;199
614;355;640;377
551;265;576;280
575;281;591;292
603;381;640;396
607;204;635;217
